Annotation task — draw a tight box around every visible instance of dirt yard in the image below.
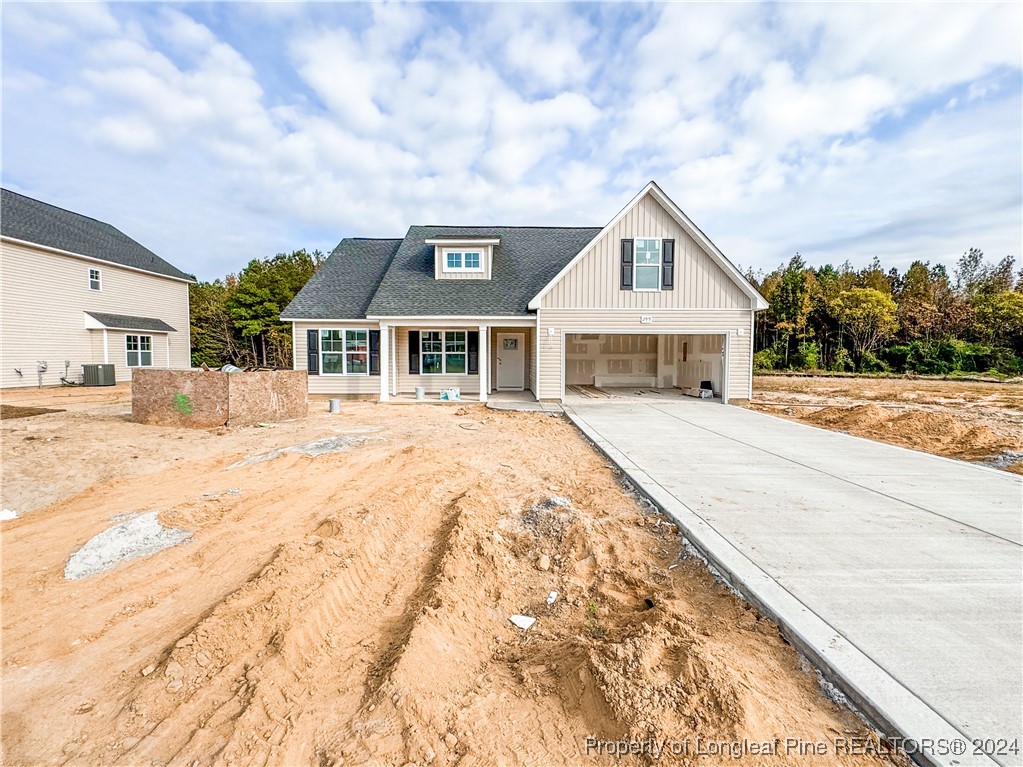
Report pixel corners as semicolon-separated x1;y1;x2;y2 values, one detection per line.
1;385;904;767
749;375;1023;473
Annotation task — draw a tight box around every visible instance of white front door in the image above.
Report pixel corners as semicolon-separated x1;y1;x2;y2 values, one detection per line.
496;332;525;390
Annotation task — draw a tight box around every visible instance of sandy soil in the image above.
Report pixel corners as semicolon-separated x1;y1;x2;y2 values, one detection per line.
750;375;1023;473
1;386;904;767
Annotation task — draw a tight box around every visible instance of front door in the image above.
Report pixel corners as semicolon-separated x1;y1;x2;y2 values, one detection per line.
496;332;525;390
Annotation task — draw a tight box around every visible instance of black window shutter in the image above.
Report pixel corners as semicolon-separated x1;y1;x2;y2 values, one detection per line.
620;239;634;290
408;330;420;375
662;239;675;290
306;329;319;375
467;331;479;375
369;330;380;375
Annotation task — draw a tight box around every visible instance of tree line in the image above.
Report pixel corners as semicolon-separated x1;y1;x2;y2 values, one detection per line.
748;249;1023;376
188;246;1023;378
189;249;323;369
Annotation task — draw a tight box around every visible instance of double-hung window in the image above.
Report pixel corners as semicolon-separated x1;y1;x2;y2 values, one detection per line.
420;331;466;374
126;335;152;367
443;250;483;272
321;329;368;375
89;268;102;290
634;238;662;290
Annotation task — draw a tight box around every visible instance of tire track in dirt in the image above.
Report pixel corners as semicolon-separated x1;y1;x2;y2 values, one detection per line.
70;459;472;767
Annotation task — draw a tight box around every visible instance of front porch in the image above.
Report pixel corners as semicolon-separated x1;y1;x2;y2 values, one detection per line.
376;320;537;403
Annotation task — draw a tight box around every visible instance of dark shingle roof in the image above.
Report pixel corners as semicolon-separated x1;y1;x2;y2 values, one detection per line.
366;226;600;316
281;238;402;319
1;188;192;281
85;312;177;332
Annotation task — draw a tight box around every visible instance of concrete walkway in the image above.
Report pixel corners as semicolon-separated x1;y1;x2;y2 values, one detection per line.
566;401;1022;767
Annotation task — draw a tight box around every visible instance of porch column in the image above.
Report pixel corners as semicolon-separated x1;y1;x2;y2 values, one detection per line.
379;323;390;402
478;325;488;403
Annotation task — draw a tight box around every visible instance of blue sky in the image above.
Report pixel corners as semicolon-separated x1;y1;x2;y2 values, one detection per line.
2;2;1020;281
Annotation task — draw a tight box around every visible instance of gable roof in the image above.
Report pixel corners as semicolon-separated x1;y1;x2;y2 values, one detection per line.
0;188;193;282
365;226;601;317
280;238;402;320
527;181;768;310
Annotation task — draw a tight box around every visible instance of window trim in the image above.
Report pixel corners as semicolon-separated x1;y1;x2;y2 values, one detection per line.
440;247;485;274
633;237;662;292
125;334;153;367
88;267;102;291
418;329;468;375
318;327;370;376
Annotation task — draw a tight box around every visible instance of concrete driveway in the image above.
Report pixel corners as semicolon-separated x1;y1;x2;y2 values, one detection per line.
566;400;1022;767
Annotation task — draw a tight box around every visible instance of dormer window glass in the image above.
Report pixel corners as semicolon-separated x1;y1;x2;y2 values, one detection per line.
443;249;483;272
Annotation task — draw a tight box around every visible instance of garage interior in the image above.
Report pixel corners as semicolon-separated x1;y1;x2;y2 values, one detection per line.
564;333;725;398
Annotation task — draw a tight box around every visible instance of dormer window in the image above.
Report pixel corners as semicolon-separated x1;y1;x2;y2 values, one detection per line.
445;250;482;272
427;237;499;279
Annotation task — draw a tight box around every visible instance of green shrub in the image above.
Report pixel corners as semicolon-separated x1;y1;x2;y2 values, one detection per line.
877;340;1023;376
860;352;889;373
753;348;781;372
828;347;855;372
792;342;820;370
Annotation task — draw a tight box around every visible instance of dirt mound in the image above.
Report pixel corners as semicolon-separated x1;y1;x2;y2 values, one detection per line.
804;404;1017;460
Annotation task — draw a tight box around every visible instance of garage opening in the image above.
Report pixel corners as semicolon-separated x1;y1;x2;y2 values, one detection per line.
564;333;726;399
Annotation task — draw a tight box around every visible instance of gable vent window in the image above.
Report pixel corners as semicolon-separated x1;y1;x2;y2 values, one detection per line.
634;239;662;290
89;268;102;291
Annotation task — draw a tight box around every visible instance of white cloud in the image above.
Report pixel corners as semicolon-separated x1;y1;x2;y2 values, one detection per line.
1;2;1019;281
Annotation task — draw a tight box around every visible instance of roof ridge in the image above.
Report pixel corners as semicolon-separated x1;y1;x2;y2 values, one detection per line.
414;224;601;230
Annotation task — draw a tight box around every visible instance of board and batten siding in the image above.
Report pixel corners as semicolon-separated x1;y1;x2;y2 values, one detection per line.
0;239;190;389
535;189;755;402
536;309;753;402
292;320;381;396
540;193;751;310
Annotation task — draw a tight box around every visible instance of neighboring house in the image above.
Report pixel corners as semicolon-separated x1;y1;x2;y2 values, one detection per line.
0;189;193;388
282;181;768;403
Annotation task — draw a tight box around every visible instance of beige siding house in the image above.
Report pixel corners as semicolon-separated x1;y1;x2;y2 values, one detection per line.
0;189;193;389
283;182;766;404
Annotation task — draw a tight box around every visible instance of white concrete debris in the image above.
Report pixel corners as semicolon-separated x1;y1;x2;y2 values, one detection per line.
509;614;536;631
64;511;191;580
0;508;18;521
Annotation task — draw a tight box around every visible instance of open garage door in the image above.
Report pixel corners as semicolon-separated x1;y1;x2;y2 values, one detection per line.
564;332;726;399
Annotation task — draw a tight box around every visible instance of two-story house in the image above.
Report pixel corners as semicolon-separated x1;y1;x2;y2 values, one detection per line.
283;181;767;403
0;189;193;388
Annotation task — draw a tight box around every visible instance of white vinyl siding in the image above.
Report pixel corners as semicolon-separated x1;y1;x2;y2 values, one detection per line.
540;192;751;310
292;320;380;396
0;239;189;388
